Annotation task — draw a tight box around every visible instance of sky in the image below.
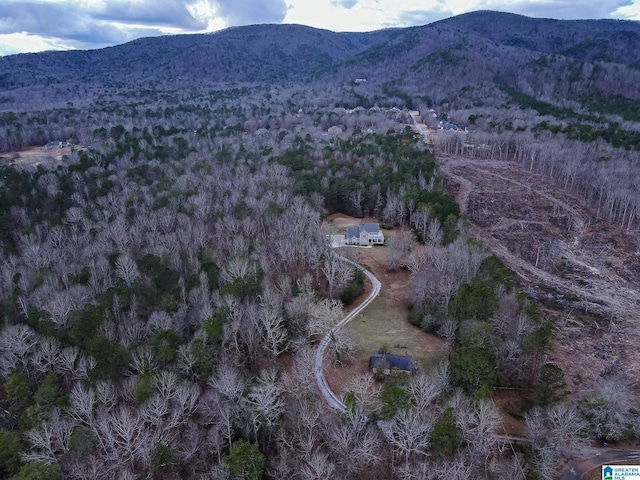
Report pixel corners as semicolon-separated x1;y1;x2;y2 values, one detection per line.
0;0;638;56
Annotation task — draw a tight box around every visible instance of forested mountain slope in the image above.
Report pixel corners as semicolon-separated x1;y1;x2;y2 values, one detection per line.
437;10;640;66
2;11;640;112
318;11;640;111
0;24;395;92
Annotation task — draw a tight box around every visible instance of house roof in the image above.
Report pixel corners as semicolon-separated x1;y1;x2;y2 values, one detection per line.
346;226;360;238
346;223;381;237
347;223;380;238
361;223;380;233
369;353;413;371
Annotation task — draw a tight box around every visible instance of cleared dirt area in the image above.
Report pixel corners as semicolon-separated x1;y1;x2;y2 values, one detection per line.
2;145;74;167
323;214;449;399
438;155;640;390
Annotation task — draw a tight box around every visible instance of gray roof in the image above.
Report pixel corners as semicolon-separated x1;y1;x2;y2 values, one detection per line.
346;226;359;238
346;223;381;238
361;223;380;233
370;353;413;371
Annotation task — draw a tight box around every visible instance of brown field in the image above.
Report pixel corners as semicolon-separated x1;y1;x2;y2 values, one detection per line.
3;145;75;167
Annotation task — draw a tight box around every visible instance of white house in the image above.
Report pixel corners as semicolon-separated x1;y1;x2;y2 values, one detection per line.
345;223;385;246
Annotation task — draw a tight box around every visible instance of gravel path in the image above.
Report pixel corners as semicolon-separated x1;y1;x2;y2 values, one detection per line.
314;255;382;411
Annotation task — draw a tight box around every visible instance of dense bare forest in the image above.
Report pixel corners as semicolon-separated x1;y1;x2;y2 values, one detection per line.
1;10;640;480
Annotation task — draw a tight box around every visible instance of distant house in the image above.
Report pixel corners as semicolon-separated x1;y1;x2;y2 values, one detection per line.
345;223;384;246
370;354;413;374
354;78;367;84
439;121;458;131
45;140;71;150
328;126;343;135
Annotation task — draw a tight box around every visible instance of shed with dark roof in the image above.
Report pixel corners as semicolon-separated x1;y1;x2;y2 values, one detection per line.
369;353;413;374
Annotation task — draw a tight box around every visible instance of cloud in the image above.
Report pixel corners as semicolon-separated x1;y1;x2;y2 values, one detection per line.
391;9;452;27
0;2;117;45
0;32;72;55
614;1;640;20
214;0;288;25
284;0;390;32
498;0;637;20
0;0;289;53
0;0;638;54
95;0;209;30
331;0;359;9
0;1;194;49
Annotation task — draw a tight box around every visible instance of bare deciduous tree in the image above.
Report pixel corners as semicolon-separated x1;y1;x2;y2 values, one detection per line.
0;324;38;376
300;450;337;480
380;407;432;468
322;255;353;299
547;404;587;449
407;371;446;411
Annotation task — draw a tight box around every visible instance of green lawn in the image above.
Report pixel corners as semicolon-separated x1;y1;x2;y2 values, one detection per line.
347;292;449;371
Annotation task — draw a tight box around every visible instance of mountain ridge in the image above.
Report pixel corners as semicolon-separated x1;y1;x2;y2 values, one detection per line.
2;10;640;111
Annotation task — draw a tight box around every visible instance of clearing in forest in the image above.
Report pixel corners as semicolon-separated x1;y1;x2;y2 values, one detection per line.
4;145;75;166
323;214;448;397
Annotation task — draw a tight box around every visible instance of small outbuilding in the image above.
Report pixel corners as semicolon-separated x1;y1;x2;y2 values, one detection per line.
369;353;413;375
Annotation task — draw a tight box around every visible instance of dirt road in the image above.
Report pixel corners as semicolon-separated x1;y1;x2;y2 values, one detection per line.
314;254;381;411
561;449;640;479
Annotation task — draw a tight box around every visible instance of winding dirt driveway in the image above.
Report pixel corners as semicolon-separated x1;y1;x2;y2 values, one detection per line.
314;254;381;412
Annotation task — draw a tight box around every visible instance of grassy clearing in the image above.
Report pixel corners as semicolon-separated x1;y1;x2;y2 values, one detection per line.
347;287;448;372
326;214;448;373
